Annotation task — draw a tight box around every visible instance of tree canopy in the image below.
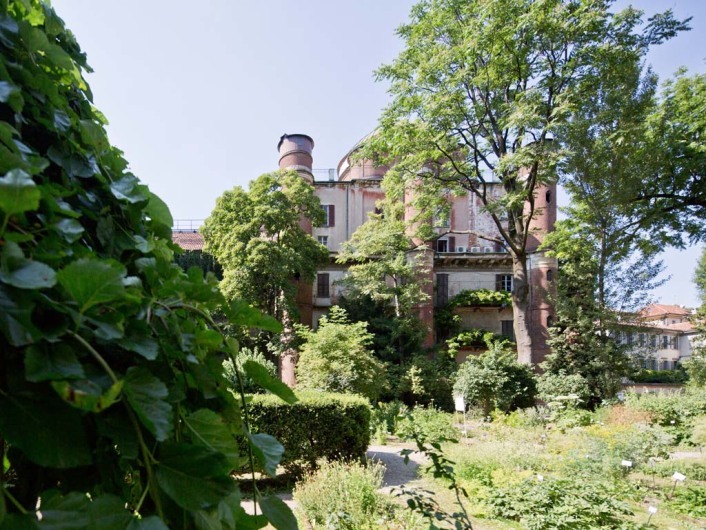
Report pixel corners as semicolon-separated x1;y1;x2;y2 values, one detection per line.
367;0;688;363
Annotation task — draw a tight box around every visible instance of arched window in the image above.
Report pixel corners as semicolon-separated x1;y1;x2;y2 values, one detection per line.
546;269;554;282
545;189;552;203
547;315;554;327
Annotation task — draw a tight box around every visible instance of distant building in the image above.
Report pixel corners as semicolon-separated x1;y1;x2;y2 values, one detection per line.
172;133;557;364
620;304;698;370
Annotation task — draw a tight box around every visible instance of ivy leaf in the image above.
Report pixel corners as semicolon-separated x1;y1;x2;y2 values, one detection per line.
145;191;173;229
124;367;172;441
0;169;40;214
57;258;126;313
0;391;91;468
0;259;56;290
53;110;71;132
52;379;123;413
0;284;38;346
117;334;158;360
24;344;85;382
246;433;284;477
86;495;133;530
155;443;236;511
79;119;108;153
36;490;89;529
259;495;297;530
126;517;169;530
52;218;84;243
184;409;239;468
110;175;147;204
243;361;297;404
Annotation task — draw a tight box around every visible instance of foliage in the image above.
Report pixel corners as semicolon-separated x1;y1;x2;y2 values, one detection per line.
696;248;706;301
337;211;429;319
390;354;457;412
448;289;512;309
446;329;512;358
368;0;686;362
543;221;633;408
370;400;408;443
537;371;592;406
292;459;391;530
223;347;277;394
667;486;706;519
296;306;386;401
631;368;689;384
0;2;296;528
453;347;537;416
624;388;706;444
396;407;457;445
174;249;222;279
487;475;637;530
202;169;328;316
651;459;706;482
247;391;371;476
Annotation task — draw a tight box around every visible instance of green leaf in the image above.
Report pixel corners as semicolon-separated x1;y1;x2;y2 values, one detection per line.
124;367;172;441
53;218;84;243
86;495;133;530
0;259;56;290
145;192;173;229
25;344;85;382
0;169;40;215
126;517;169;530
117;335;158;360
79;119;108;153
243;361;297;404
259;495;297;530
223;300;282;333
0;391;91;468
95;409;139;459
233;512;268;530
155;443;236;511
184;409;239;468
52;379;123;413
0;284;38;346
53;110;71;132
38;491;89;529
193;510;221;530
0;81;18;103
246;433;283;477
57;258;126;313
0;514;38;530
217;491;242;529
110;176;147;204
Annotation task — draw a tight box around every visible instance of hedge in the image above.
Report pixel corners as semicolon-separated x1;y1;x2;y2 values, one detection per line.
247;391;371;475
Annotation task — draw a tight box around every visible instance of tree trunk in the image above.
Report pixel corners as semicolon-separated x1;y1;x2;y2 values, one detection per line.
277;292;297;387
511;253;534;364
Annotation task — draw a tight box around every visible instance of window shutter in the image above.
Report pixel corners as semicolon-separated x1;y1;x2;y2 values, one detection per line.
495;274;503;291
329;205;335;227
448;236;456;251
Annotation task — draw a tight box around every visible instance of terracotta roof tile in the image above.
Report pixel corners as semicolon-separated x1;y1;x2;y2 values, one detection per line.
172;231;204;251
640;304;691;318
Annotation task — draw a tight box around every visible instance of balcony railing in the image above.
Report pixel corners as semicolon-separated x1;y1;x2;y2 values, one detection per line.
172;219;204;232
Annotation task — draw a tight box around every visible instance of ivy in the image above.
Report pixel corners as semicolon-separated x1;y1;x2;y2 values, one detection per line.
0;2;294;529
447;289;512;309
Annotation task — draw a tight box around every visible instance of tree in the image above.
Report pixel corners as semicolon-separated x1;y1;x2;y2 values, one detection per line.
368;0;687;363
0;1;295;528
202;170;329;384
453;343;537;416
684;248;706;386
296;307;386;401
337;211;429;319
542;222;633;407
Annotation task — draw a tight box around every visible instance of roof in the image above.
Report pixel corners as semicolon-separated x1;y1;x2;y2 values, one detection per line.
640;304;691;318
172;231;204;251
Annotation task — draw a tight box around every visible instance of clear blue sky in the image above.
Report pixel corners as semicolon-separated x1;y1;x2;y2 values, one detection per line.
52;0;705;307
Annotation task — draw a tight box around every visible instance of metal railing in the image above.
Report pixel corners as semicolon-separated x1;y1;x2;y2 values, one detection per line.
172;219;204;231
312;168;338;182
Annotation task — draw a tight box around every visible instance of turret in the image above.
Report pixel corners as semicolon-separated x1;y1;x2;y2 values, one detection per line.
278;133;314;184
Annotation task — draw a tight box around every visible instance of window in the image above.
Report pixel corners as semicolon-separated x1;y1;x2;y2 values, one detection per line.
627;332;634;345
672;336;679;349
545;189;552;203
546;315;554;327
316;273;330;298
436;274;449;306
650;335;657;348
501;320;515;341
546;269;554;282
317;235;329;248
321;205;335;227
662;335;669;349
495;274;513;292
436;238;454;252
433;208;450;227
639;333;645;347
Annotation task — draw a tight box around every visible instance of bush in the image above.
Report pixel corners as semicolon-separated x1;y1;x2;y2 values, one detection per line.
624;388;706;443
296;306;386;401
391;354;457;411
651;459;706;481
293;459;391;530
370;400;408;444
537;371;592;406
453;347;537;416
395;406;457;444
247;391;371;476
487;475;637;529
668;486;706;519
631;368;688;384
223;346;276;394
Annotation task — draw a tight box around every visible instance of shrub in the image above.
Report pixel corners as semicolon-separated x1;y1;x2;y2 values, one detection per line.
247;391;371;475
293;459;391;530
393;354;457;411
631;368;688;384
624;388;706;443
651;459;706;481
668;486;706;519
296;306;386;401
370;400;408;444
537;371;592;406
487;475;637;529
223;346;276;394
453;347;537;416
396;406;457;444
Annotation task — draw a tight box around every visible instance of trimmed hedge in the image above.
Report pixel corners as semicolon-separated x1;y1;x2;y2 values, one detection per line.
247;391;371;475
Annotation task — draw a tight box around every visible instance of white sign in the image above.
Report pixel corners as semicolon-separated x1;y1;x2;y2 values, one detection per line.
537;474;544;482
621;460;633;468
454;395;466;412
672;472;686;482
648;506;658;515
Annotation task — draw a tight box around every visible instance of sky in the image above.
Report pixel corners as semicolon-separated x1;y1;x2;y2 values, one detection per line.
51;0;706;307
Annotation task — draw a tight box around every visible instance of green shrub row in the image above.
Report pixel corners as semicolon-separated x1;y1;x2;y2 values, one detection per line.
247;391;371;476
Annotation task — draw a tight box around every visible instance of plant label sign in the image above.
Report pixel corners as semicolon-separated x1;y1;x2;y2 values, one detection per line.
454;395;465;412
621;460;633;468
648;506;658;514
672;472;686;482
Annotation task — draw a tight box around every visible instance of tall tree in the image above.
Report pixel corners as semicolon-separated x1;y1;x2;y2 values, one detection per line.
367;0;687;363
202;170;329;383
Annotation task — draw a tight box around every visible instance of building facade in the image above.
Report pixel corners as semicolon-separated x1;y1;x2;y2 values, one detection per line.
173;133;557;365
